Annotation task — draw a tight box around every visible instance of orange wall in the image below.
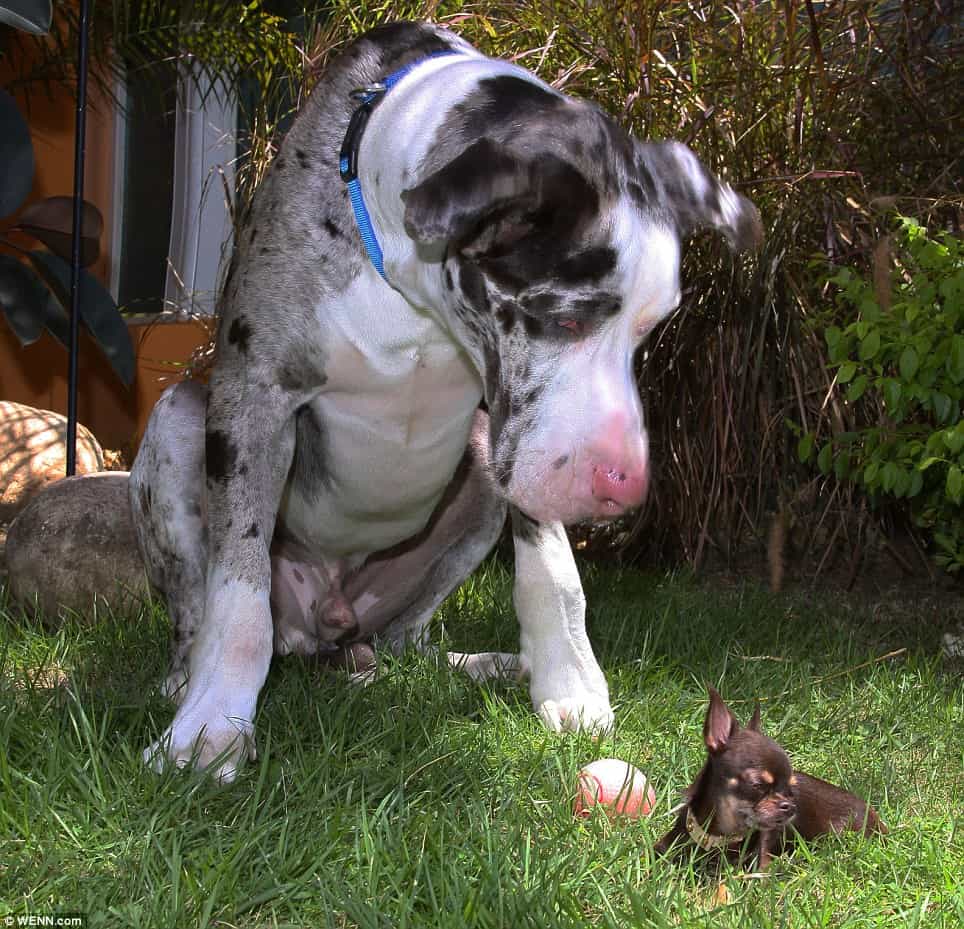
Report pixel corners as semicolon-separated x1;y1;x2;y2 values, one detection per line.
0;319;212;454
1;27;116;285
1;15;210;455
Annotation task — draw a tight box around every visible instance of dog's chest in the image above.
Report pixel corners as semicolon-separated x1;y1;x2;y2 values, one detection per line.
280;284;482;555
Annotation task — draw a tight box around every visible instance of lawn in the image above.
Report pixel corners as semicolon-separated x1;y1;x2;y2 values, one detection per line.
1;561;961;928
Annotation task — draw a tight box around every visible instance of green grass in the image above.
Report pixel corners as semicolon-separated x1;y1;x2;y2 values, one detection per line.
1;562;962;928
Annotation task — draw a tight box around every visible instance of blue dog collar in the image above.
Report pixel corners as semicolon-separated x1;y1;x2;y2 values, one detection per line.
339;51;462;280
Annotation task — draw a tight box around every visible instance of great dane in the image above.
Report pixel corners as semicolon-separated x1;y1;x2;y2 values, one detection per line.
131;22;760;782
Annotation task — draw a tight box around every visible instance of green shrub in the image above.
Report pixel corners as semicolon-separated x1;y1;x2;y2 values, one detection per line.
801;218;964;572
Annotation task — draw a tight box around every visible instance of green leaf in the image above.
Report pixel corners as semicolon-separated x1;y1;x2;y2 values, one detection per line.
833;453;850;480
0;0;51;35
15;196;103;267
907;470;923;498
0;89;35;217
797;432;815;463
881;462;899;492
858;330;881;362
864;460;879;485
847;375;869;403
26;250;134;385
817;442;833;475
883;378;902;410
837;362;857;384
919;456;945;471
899;346;919;381
947;466;963;505
0;254;68;345
825;326;841;349
932;391;952;423
947;335;964;385
893;468;910;498
945;425;964;456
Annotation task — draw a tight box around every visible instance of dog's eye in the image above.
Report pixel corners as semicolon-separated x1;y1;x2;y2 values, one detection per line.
556;319;584;337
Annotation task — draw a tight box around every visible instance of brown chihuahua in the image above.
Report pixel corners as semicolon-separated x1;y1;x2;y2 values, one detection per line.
655;687;886;870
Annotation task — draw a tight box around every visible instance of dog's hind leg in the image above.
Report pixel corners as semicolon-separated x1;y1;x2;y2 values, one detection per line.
343;410;513;672
130;381;208;703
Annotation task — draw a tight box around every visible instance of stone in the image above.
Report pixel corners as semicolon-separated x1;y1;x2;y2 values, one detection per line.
5;472;150;624
0;401;104;523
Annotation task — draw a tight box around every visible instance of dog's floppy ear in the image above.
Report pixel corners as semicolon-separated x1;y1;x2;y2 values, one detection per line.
636;140;762;252
401;139;535;249
402;139;598;262
704;686;740;754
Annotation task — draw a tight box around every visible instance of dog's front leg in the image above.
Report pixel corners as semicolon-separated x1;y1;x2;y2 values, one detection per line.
511;510;613;735
144;372;298;783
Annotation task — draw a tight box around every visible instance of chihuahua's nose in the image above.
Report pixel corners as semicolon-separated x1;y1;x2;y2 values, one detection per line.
778;799;795;816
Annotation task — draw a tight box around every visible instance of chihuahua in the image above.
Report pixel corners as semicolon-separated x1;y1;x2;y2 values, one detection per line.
655;687;886;870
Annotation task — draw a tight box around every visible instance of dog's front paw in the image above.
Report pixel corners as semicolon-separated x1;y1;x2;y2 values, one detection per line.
537;695;614;735
143;699;255;784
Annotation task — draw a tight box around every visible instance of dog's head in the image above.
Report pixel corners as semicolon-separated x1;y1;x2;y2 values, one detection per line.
696;687;796;834
402;76;760;525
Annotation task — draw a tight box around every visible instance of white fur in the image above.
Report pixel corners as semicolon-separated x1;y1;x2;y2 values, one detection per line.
145;570;272;783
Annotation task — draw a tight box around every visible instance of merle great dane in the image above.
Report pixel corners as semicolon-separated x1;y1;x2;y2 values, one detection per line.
131;22;760;782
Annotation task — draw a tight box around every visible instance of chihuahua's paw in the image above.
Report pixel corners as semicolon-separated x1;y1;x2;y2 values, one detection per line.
537;696;614;735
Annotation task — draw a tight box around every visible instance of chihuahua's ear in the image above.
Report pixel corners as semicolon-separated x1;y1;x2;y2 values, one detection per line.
704;686;740;754
747;701;763;733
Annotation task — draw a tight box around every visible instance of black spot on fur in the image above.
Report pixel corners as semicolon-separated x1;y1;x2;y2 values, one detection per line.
324;218;343;239
628;181;647;211
364;22;458;76
243;523;259;539
495;302;515;333
459;263;489;314
571;294;622;318
453;76;564;142
275;158;286;171
511;506;541;543
553;454;569;469
249;227;258;244
555;247;617;284
521;293;558;315
291;406;330;501
205;430;237;483
138;485;151;516
296;149;309;169
227;317;252;354
522;314;544;338
444;267;454;290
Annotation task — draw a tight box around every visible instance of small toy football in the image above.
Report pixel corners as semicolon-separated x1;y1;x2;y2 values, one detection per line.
574;758;656;819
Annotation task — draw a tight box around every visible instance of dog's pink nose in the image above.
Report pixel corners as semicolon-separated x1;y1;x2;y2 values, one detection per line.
591;464;648;511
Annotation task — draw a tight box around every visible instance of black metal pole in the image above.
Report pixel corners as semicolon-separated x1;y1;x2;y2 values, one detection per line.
66;0;91;476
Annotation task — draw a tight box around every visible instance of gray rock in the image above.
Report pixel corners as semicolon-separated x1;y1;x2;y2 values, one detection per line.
5;472;151;624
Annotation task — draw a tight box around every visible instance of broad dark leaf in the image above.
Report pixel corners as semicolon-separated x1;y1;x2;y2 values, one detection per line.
27;250;135;386
16;196;103;266
0;89;35;217
0;253;69;345
0;0;52;34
